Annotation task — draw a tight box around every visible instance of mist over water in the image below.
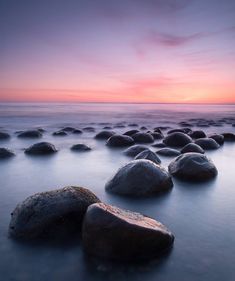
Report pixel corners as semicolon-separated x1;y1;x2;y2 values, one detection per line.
0;103;235;281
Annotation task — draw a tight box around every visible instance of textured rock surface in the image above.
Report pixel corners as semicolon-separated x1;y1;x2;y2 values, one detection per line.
163;132;192;147
95;131;116;140
25;142;57;155
195;138;220;150
132;132;154;143
106;134;134;147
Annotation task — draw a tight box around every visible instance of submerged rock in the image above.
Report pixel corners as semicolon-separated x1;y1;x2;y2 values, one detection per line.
0;148;15;158
53;130;67;136
181;143;204;154
221;133;235;142
105;159;173;197
25;142;57;155
95;130;116;140
106;134;134;147
72;129;83;134
163;132;192;147
189;130;207;139
132;132;154;143
152;142;166;148
209;134;224;145
195;138;220;150
62;127;76;132
18;130;42;138
134;150;161;164
71;144;91;151
123;129;139;136
151;132;164;140
82;203;174;260
123;145;150;157
83;127;95;132
9;186;100;239
168;152;218;181
0;131;10;139
156;148;181;157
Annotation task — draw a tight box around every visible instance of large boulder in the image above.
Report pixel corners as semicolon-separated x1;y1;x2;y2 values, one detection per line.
9;186;100;239
134;150;161;164
181;143;204;154
0;131;10;139
105;159;173;197
163;132;192;147
156;148;180;157
25;142;57;155
132;132;154;143
0;148;15;158
189;130;206;139
82;203;174;260
106;134;134;147
168;152;218;181
71;144;91;151
123;145;150;157
18;130;42;138
95;131;116;140
195;138;220;150
209;134;224;145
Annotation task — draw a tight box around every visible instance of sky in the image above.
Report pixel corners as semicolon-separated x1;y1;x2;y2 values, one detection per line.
0;0;235;103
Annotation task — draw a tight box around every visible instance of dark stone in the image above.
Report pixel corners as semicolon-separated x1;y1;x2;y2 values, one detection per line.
168;152;218;181
140;126;148;130
156;148;181;157
181;143;204;154
71;144;91;151
152;142;166;148
106;134;134;147
209;134;224;145
195;138;220;150
189;130;207;139
163;132;192;147
72;129;83;134
134;150;161;164
167;129;186;134
82;203;174;260
18;130;42;138
9;186;100;239
132;132;154;143
123;129;139;136
151;132;164;140
0;148;15;158
221;133;235;142
103;126;112;130
25;142;57;155
83;127;95;132
53;130;67;136
105;159;173;197
62;127;76;132
95;131;116;140
0;131;10;139
128;123;138;127
123;145;150;157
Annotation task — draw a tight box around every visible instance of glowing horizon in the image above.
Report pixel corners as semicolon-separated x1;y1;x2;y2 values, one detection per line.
1;0;235;104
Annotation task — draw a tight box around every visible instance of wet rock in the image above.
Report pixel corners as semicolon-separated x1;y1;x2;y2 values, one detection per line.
153;128;163;134
128;123;138;127
9;186;100;239
134;150;161;164
181;143;204;154
140;126;148;130
62;127;76;132
105;159;173;196
123;129;139;136
114;124;125;128
132;132;154;143
53;130;67;136
209;134;224;145
83;127;95;132
189;130;206;139
0;131;10;139
152;142;166;148
168;152;218;181
95;131;116;140
18;130;42;138
195;138;220;150
151;132;164;140
167;129;186;134
72;129;83;134
71;144;91;151
123;145;150;157
221;133;235;142
25;142;57;155
103;126;112;130
156;148;181;157
0;148;15;158
106;134;134;147
82;203;174;260
163;132;192;147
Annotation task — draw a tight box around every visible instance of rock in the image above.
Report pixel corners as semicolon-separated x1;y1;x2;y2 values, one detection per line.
18;130;42;138
53;130;67;136
181;143;204;154
221;133;235;142
195;138;220;150
134;150;161;164
140;126;148;130
105;159;173;196
72;129;83;134
167;128;189;134
123;129;139;136
151;132;164;140
128;123;138;127
0;148;15;158
163;132;192;147
114;124;125;128
25;142;57;155
123;145;150;157
83;127;95;132
62;127;76;132
189;130;206;139
168;152;218;181
152;142;166;148
71;144;91;151
156;148;181;157
82;203;174;260
95;131;116;140
9;186;100;239
0;131;10;139
103;126;112;130
209;134;224;145
106;134;134;147
132;132;154;143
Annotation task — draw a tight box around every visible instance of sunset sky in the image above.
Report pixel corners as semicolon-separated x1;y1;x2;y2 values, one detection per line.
0;0;235;103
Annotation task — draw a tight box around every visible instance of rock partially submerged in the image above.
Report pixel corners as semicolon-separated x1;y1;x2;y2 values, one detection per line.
168;152;218;181
71;144;91;151
25;142;57;155
189;130;207;139
209;134;224;145
0;131;10;139
105;159;173;197
181;143;204;154
53;130;67;136
195;138;220;150
156;148;181;157
18;130;42;138
9;186;100;239
95;130;116;140
163;132;192;147
221;133;235;142
82;203;174;260
123;145;150;157
106;134;134;147
0;148;15;158
123;129;139;136
134;150;161;164
132;132;154;143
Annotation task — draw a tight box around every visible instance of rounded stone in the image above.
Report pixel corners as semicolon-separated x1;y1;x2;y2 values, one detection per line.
209;134;224;145
163;132;192;147
0;131;10;139
152;142;166;148
62;127;76;132
83;127;95;132
156;148;181;157
123;129;139;136
105;159;173;197
25;142;57;155
189;130;207;139
0;148;15;158
9;186;101;239
132;132;154;143
106;134;134;147
18;130;42;138
123;145;150;157
151;132;164;140
82;202;174;260
71;144;91;151
181;143;204;154
53;130;67;136
168;152;218;181
95;131;116;140
195;138;220;150
134;150;161;164
221;133;235;142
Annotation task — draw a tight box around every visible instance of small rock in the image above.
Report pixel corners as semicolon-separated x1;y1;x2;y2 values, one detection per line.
83;127;95;132
18;130;42;138
72;129;83;134
53;130;67;136
0;148;15;158
0;131;10;139
71;144;91;151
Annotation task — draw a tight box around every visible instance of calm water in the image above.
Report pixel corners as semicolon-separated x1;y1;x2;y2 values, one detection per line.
0;103;235;281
